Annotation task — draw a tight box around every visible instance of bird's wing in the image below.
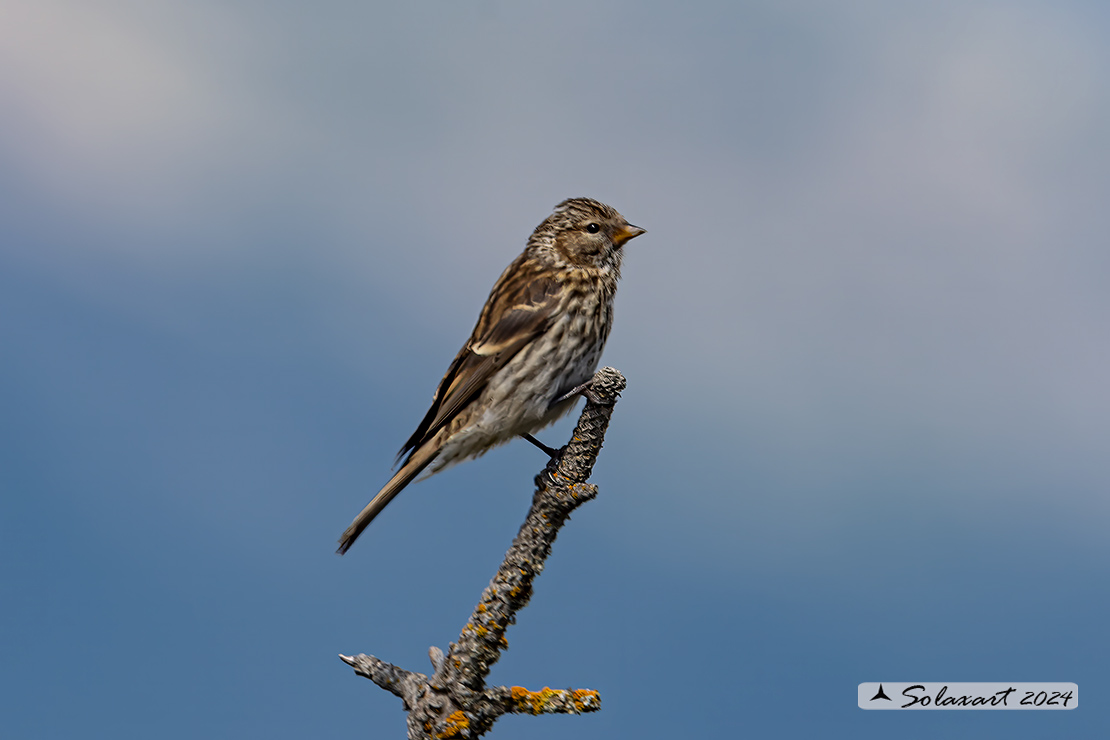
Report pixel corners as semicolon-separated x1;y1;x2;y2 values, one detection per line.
397;269;564;463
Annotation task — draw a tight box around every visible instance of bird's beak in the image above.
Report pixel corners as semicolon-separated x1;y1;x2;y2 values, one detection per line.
613;223;646;247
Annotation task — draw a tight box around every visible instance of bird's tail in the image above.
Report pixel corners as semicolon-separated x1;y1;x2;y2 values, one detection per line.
336;441;440;555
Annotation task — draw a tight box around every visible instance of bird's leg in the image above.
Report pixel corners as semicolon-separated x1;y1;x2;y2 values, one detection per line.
551;379;603;407
521;433;561;458
526;379;604;462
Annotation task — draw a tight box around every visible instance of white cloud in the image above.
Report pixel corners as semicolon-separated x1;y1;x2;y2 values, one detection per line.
2;1;1107;525
0;1;309;244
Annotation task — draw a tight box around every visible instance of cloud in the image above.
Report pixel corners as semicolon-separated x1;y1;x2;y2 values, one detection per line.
0;3;233;217
2;0;1108;522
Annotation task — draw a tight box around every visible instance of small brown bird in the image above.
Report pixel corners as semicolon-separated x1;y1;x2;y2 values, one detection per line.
337;197;644;554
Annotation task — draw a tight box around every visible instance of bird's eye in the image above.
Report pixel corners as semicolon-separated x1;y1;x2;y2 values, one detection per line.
586;222;601;233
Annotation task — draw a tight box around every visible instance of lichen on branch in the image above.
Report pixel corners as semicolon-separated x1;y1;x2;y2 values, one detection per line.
341;367;626;739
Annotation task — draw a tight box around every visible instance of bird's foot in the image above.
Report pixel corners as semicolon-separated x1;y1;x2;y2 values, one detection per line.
551;380;603;407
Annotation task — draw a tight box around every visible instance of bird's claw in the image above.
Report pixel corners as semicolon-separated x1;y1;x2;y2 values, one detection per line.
552;380;602;407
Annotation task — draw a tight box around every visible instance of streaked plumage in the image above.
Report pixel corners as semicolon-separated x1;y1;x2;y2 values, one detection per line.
337;197;644;554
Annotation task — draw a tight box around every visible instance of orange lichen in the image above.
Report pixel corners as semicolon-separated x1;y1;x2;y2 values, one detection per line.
571;689;601;711
507;686;600;715
435;710;470;739
510;686;557;715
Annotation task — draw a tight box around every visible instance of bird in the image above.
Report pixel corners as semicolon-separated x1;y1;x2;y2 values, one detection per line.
337;197;644;554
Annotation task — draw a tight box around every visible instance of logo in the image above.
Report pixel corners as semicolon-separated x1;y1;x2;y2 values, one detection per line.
858;683;1078;710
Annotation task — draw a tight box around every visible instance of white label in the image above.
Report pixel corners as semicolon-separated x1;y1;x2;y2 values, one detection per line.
858;682;1078;710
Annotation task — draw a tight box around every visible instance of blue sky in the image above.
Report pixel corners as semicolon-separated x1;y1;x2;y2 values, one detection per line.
2;1;1108;737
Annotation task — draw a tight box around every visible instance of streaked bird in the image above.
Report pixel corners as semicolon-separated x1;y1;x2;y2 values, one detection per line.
338;197;643;554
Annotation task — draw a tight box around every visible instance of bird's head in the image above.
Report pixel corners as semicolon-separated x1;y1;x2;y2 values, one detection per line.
530;197;645;275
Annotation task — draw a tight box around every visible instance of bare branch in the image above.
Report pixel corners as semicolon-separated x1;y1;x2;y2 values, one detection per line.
341;367;626;739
